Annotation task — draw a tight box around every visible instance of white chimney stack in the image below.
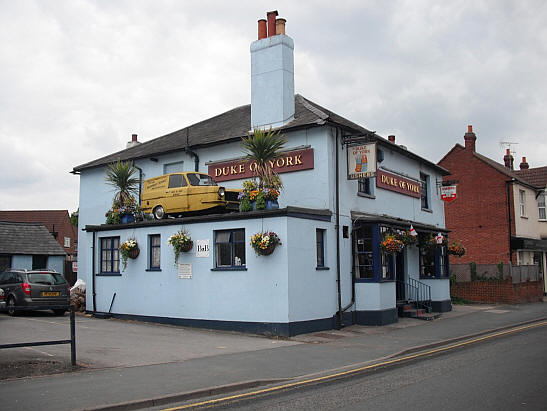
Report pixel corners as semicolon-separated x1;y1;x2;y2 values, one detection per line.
126;134;141;149
250;11;294;130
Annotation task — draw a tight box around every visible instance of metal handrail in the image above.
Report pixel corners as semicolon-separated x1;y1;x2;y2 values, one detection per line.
397;278;432;313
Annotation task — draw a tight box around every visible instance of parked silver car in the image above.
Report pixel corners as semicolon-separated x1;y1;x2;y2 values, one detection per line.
0;269;70;316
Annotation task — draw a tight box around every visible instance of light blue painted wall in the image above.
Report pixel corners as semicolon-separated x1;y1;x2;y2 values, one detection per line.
421;278;451;300
87;217;291;322
355;282;396;311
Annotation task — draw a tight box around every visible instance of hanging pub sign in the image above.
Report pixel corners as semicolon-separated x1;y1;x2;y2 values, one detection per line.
441;185;457;203
347;143;377;180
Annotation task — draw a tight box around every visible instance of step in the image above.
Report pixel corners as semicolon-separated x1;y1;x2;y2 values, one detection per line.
415;312;442;321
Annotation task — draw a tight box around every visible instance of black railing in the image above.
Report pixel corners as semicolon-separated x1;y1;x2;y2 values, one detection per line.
397;278;432;313
0;305;76;366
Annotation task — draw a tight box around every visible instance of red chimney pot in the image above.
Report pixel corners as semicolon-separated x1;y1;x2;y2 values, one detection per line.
464;125;476;151
467;125;473;133
276;18;286;35
388;135;395;143
132;134;138;142
257;19;267;40
519;156;529;170
267;10;278;37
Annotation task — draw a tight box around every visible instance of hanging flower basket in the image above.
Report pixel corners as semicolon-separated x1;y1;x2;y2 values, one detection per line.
448;241;466;257
394;230;417;246
168;229;192;263
250;232;281;256
380;234;404;254
119;238;139;271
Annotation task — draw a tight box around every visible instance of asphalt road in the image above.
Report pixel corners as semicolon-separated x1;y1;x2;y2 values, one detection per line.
174;324;547;411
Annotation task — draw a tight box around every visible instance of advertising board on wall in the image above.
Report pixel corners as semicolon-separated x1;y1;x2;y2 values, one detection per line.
347;143;377;180
441;185;457;203
207;148;314;182
376;170;421;198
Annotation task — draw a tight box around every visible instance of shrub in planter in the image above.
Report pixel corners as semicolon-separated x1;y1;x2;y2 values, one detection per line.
168;229;193;263
250;232;282;256
119;238;139;271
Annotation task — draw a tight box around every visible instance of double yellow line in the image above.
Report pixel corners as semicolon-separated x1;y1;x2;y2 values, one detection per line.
162;320;547;410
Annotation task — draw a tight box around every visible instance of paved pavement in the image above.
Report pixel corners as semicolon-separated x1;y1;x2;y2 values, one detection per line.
0;301;545;411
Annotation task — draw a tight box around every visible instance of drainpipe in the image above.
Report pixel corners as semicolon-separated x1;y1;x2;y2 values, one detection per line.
185;148;200;172
92;230;97;313
133;164;143;206
335;127;343;329
506;179;514;265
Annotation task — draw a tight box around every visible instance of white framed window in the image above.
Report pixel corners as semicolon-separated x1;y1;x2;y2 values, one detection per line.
64;237;70;248
519;190;526;217
420;173;430;210
538;193;546;220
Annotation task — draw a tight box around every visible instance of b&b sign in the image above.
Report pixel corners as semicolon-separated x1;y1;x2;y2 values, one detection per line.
441;185;457;203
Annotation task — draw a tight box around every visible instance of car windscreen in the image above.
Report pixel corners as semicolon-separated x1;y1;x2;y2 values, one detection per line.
28;273;66;285
186;173;217;186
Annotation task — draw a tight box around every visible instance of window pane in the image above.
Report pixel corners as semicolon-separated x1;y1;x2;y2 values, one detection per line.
216;243;232;266
234;242;246;265
233;229;245;243
169;174;183;188
151;235;161;247
316;229;324;267
215;231;231;244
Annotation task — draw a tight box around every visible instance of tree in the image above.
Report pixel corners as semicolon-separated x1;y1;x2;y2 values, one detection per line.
70;208;79;227
105;160;139;207
241;128;287;189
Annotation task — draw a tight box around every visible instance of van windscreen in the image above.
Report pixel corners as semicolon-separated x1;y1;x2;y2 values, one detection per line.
187;173;216;186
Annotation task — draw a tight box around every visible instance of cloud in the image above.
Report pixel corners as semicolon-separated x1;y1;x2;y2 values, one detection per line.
0;0;546;211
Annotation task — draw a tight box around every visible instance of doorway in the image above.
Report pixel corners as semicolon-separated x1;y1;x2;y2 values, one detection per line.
395;251;405;301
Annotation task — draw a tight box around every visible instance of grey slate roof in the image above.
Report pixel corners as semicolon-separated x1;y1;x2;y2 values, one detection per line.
73;94;448;175
0;222;67;256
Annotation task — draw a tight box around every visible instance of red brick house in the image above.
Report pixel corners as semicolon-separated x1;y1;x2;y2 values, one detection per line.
438;126;546;294
0;210;78;282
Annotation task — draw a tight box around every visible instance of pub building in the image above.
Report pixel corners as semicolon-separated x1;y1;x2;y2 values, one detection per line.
73;12;451;336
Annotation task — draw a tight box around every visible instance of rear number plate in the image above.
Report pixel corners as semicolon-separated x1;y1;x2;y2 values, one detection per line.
42;292;60;297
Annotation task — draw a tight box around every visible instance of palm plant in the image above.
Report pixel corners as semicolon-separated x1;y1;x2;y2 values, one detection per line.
241;128;287;189
105;160;140;207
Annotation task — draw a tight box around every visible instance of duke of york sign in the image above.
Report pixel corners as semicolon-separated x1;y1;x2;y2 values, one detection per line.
376;170;422;198
208;148;314;182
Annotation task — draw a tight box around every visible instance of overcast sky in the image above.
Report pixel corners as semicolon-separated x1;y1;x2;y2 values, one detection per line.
1;0;546;212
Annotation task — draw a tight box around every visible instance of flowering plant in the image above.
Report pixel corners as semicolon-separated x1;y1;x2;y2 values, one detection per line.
250;231;282;255
394;230;417;246
239;179;281;212
380;234;404;254
448;241;466;257
419;233;448;250
119;238;139;271
167;229;193;263
105;197;141;224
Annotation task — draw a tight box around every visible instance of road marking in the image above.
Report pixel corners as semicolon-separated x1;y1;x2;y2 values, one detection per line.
160;320;547;410
7;316;89;329
23;346;55;357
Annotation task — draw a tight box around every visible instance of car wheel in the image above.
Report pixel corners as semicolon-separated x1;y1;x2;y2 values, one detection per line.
7;297;17;316
53;309;66;316
153;205;165;220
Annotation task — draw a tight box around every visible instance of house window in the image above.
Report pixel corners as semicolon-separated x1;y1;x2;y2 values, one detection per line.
149;234;161;270
64;237;71;248
100;237;120;274
358;178;374;196
379;227;394;280
420;173;429;209
316;229;327;268
32;255;48;270
354;225;375;280
419;235;449;278
538;193;546;220
519;190;526;217
214;229;245;269
163;161;184;174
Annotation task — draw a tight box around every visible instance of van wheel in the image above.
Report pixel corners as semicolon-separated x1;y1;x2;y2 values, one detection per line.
153;206;165;220
7;297;17;316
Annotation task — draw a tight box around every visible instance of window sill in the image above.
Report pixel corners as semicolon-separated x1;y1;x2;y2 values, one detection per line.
211;267;247;271
520;215;528;219
146;268;162;272
316;266;330;271
539;219;547;222
421;208;433;213
97;273;122;276
357;192;376;199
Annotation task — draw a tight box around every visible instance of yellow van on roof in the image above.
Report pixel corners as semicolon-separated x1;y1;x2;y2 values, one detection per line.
141;172;240;219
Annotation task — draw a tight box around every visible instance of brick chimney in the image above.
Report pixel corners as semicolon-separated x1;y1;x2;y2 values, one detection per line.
504;149;514;170
251;11;294;130
464;125;476;151
519;156;529;170
126;134;141;149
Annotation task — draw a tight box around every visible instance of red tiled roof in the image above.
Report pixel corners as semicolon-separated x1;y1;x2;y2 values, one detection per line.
514;166;547;189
